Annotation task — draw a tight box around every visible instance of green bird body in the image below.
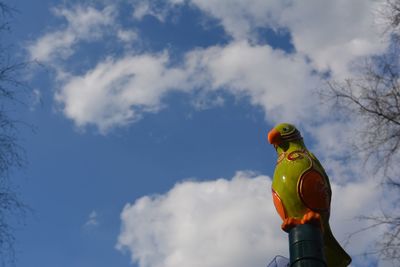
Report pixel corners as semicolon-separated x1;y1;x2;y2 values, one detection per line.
268;123;351;267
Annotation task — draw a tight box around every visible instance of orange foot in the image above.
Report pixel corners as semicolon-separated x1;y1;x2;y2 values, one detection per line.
281;217;301;232
301;210;322;229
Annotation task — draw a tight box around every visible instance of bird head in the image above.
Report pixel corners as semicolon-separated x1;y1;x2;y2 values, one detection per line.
267;123;303;152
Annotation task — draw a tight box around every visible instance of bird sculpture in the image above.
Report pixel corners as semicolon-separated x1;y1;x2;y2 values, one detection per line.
268;123;351;267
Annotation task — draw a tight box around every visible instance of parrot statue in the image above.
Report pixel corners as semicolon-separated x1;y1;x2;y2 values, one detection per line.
267;123;351;267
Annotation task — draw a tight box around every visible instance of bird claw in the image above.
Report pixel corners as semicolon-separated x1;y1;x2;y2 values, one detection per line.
281;217;301;232
281;211;323;233
301;210;322;229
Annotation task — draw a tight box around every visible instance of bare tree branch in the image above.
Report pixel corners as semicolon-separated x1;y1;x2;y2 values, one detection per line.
0;2;29;265
324;1;400;263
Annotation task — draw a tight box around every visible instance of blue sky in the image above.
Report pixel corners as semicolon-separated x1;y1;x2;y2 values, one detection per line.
4;0;398;266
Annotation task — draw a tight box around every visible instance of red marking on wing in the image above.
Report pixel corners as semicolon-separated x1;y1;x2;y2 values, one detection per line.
298;170;330;212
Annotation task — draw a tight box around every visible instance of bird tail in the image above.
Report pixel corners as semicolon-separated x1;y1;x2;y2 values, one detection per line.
323;222;352;267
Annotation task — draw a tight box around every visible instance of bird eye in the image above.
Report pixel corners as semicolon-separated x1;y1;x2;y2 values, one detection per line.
283;127;288;132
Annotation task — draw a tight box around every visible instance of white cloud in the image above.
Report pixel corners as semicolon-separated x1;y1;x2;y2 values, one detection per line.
117;29;138;43
29;88;42;111
131;0;184;22
117;172;286;267
130;0;285;39
55;52;190;132
117;171;390;267
183;0;285;40
186;41;322;124
280;0;387;78
191;0;387;77
85;210;99;227
28;5;115;62
190;93;225;111
132;0;387;78
132;1;165;21
55;40;323;131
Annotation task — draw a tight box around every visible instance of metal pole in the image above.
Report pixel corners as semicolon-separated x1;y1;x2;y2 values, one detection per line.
289;224;327;267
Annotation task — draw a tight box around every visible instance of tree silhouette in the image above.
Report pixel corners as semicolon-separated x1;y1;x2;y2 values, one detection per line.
0;2;28;265
326;0;400;263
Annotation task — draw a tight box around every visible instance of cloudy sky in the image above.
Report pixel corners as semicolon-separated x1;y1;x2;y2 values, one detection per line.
5;0;399;266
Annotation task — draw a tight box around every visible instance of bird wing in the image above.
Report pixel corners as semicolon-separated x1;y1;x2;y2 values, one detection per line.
298;169;330;212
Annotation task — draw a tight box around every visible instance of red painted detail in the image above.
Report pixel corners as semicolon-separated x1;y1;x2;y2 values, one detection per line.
298;169;330;212
287;150;305;161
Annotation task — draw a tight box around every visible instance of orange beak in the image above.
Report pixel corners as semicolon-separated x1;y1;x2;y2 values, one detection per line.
267;128;282;145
